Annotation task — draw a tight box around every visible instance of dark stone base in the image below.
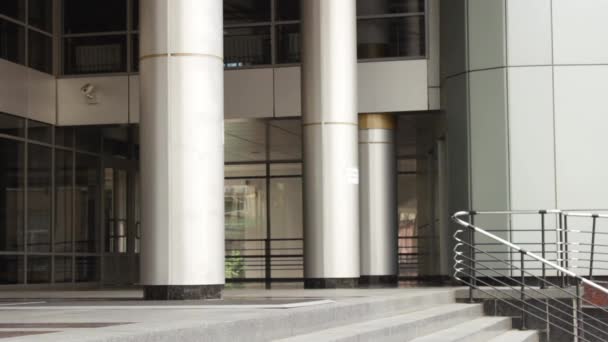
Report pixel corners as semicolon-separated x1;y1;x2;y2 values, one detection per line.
304;278;359;289
359;275;398;288
143;285;223;300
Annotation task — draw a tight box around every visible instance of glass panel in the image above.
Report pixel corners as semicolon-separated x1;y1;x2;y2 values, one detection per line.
225;164;266;178
224;0;270;25
75;126;101;152
398;159;416;173
54;256;72;282
276;0;300;21
134;171;140;253
75;256;98;282
0;139;24;252
75;153;100;253
131;34;139;72
224;120;268;162
225;178;266;279
0;18;26;65
102;126;129;158
269;177;303;278
64;35;127;74
0;112;25;137
224;26;271;68
0;255;24;284
104;169;128;253
357;0;424;15
0;0;25;21
27;255;51;283
28;30;52;74
269;163;301;176
269;119;301;160
357;16;425;59
55;127;74;147
276;24;300;64
28;0;53;33
398;173;418;277
27;144;52;252
28;120;52;143
63;0;126;34
55;149;73;252
132;0;139;30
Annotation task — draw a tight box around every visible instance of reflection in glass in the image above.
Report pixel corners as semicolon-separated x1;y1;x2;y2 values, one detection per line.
0;112;25;137
357;0;424;16
55;149;73;252
269;119;301;160
276;0;300;21
55;127;74;147
28;0;53;33
0;255;24;284
224;26;271;68
64;35;127;74
104;168;128;253
224;0;270;25
102;126;130;158
75;154;100;253
357;16;425;59
276;24;300;64
270;178;303;278
398;173;418;277
54;256;72;283
0;19;26;65
75;126;101;152
0;0;25;21
28;120;52;143
28;30;53;74
75;256;98;282
0;139;24;252
27;256;51;283
27;144;52;252
63;0;126;34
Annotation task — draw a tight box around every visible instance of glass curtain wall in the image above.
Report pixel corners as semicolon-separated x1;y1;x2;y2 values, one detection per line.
0;0;53;73
0;113;138;286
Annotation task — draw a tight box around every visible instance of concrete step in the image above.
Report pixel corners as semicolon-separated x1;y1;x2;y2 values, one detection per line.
487;330;540;342
409;316;513;342
274;303;484;342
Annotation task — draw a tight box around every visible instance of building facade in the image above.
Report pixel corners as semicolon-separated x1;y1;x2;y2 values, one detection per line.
0;0;606;298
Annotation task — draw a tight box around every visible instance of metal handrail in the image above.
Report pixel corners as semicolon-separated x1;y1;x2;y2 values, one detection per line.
453;210;608;342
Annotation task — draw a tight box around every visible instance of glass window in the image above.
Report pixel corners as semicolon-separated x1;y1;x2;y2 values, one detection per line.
0;112;25;137
28;30;52;74
27;144;52;252
357;16;425;59
224;0;270;25
28;120;52;143
132;0;139;30
0;255;24;284
0;139;25;252
131;34;139;72
398;173;418;277
0;18;26;65
27;255;51;283
269;119;301;160
102;126;130;158
269;163;301;176
75;126;101;152
54;256;72;283
28;0;53;33
276;24;300;64
75;153;100;253
75;256;98;282
276;0;300;21
63;0;127;34
225;164;266;178
55;149;73;253
64;35;127;74
55;126;74;148
224;26;271;68
0;0;25;21
357;0;424;16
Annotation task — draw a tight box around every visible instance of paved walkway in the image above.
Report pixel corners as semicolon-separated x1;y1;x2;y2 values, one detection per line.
0;286;456;341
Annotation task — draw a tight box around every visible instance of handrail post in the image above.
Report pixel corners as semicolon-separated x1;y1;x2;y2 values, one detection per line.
575;277;582;341
590;215;598;280
540;210;547;289
469;211;476;303
520;250;527;330
564;215;570;287
559;212;566;288
265;238;271;290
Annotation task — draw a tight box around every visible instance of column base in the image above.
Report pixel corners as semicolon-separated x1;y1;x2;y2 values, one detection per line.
143;285;223;300
304;278;359;289
358;275;398;288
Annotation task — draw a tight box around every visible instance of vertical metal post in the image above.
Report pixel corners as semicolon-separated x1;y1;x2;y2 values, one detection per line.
520;250;527;330
564;215;570;287
469;212;476;303
575;278;582;341
590;215;597;280
265;238;271;290
540;210;547;289
559;213;565;288
265;122;271;290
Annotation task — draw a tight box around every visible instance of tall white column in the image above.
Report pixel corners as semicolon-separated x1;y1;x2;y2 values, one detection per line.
359;114;398;287
139;0;225;300
302;0;360;288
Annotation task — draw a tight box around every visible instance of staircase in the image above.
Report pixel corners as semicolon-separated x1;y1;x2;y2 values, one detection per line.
272;291;539;342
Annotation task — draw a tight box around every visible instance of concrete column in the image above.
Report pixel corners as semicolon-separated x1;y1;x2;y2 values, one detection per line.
139;0;225;300
359;114;398;287
302;0;360;288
